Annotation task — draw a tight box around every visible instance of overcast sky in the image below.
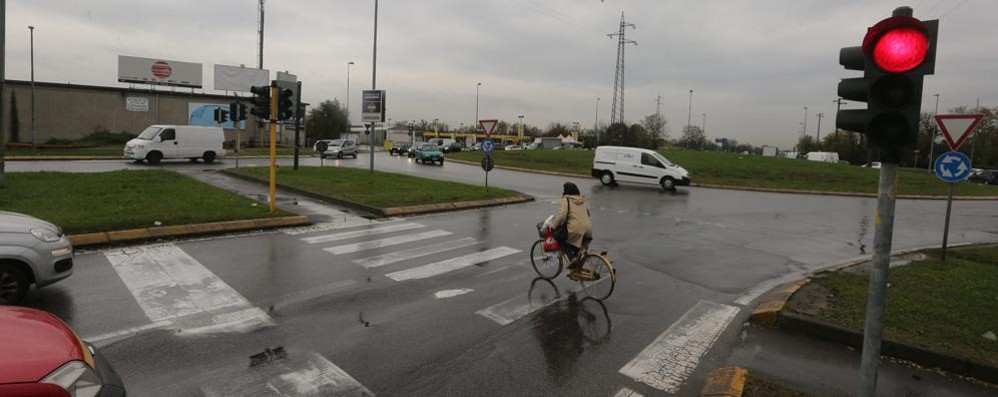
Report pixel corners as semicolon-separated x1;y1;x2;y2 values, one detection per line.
5;0;996;148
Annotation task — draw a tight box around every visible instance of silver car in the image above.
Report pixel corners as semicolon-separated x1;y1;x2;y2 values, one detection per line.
321;139;359;159
0;211;74;305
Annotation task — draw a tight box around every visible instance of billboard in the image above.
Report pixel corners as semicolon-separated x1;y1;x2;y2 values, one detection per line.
188;103;245;129
213;64;269;92
118;55;202;88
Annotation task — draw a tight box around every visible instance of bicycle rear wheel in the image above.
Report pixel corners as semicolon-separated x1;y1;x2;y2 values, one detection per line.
530;239;562;279
579;254;615;300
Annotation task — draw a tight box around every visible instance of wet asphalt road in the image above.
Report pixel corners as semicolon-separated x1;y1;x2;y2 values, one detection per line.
11;155;998;395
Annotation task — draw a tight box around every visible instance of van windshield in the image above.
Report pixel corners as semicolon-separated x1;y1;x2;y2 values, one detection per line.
137;127;161;140
652;152;673;166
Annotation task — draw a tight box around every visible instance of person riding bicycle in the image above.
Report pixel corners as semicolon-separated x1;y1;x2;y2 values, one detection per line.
548;182;593;275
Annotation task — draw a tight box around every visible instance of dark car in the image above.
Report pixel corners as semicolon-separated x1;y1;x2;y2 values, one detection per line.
389;141;411;156
412;143;444;165
969;170;997;185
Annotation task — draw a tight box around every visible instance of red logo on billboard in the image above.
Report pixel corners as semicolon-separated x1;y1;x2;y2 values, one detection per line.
151;61;173;79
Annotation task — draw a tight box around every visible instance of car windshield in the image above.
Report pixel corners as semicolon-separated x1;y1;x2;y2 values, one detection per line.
652;152;673;166
330;139;345;147
137;126;161;140
421;144;437;150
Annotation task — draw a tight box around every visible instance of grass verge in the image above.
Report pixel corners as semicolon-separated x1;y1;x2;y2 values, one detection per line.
805;244;998;367
229;166;521;209
4;145;298;157
449;149;998;197
743;372;812;397
0;170;285;235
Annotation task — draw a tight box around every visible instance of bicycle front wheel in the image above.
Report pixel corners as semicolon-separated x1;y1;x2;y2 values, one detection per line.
579;254;615;300
530;239;562;279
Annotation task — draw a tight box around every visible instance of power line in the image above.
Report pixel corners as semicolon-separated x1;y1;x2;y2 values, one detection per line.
502;0;605;34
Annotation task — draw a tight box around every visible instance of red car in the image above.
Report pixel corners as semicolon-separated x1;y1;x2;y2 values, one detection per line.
0;307;125;396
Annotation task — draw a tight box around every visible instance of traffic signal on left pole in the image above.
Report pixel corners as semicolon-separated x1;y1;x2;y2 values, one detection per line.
249;85;271;120
836;6;938;162
213;108;230;124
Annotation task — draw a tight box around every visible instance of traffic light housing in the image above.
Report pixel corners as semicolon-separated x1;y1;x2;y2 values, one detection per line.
213;108;230;124
277;88;294;121
249;85;271;120
229;102;248;121
836;7;937;162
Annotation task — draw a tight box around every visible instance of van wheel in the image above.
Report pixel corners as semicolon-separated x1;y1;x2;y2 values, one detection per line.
203;152;216;164
146;151;163;165
0;263;30;305
600;171;615;186
661;177;676;191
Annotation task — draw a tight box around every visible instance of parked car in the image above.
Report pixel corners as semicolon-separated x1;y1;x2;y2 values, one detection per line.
0;306;126;396
125;125;225;164
389;141;411;156
320;139;358;159
505;145;523;151
412;143;444;165
592;146;691;191
969;170;997;185
0;211;74;305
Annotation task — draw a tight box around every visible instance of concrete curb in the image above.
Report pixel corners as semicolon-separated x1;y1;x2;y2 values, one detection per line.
220;169;534;218
700;367;748;397
748;241;998;384
445;158;998;200
5;155;299;161
67;215;310;248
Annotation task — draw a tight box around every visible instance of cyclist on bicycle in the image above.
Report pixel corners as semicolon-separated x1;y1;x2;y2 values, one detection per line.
548;182;593;275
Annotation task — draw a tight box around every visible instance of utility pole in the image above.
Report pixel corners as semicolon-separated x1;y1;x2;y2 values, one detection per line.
346;61;354;137
802;106;808;138
687;90;693;135
594;97;599;146
833;98;846;137
655;93;663;116
607;12;635;125
0;0;6;188
816;113;824;143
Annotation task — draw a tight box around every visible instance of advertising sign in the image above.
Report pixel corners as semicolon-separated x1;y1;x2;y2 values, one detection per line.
213;64;269;92
125;97;149;112
118;55;202;88
362;90;385;122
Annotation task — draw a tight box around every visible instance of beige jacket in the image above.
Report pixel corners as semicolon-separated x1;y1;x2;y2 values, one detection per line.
550;195;593;249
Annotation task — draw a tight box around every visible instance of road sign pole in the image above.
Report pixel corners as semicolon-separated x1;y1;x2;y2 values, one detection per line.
269;83;278;213
859;162;899;397
485;156;489;191
941;183;955;262
369;123;375;173
293;81;302;170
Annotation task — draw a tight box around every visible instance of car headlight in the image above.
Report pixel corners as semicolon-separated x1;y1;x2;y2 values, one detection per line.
41;361;103;397
31;228;61;243
134;144;145;149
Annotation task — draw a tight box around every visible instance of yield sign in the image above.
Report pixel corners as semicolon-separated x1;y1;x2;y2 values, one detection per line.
935;114;985;151
479;119;498;138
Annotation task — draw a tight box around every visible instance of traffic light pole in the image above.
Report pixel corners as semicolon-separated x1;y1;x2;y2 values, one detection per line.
268;83;278;213
293;81;302;170
858;162;899;397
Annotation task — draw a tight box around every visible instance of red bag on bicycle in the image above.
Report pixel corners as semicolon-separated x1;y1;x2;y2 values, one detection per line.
542;228;559;252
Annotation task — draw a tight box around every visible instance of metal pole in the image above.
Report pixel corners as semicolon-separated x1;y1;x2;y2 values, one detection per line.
928;94;939;172
370;0;377;173
701;113;706;137
0;0;7;188
686;89;693;133
236;116;241;169
834;98;844;138
816;113;823;144
346;61;353;137
29;25;35;151
268;83;278;213
293;81;302;170
594;97;599;146
941;183;955;262
475;82;481;138
802;106;808;138
858;162;900;397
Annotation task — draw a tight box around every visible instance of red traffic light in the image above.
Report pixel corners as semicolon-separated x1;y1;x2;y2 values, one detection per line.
863;16;929;73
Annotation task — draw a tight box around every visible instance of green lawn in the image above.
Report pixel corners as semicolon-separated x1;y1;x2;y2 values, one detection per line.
3;145;298;157
0;170;284;235
743;372;812;397
449;149;998;197
807;244;998;367
230;166;521;208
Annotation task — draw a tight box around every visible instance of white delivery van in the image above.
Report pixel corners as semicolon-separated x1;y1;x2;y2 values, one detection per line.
592;146;691;191
124;125;225;164
805;151;840;163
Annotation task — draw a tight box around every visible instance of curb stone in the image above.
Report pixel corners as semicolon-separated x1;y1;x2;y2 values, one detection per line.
700;367;748;397
748;241;998;384
67;215;310;248
221;169;534;218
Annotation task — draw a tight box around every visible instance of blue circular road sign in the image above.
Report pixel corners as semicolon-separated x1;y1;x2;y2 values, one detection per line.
934;151;972;183
481;139;495;154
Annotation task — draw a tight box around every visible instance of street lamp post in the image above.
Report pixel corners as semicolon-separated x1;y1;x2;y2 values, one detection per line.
816;112;824;144
928;93;940;172
518;115;524;143
475;82;482;141
29;25;35;150
594;97;600;146
701;112;706;136
687;89;693;134
369;0;378;173
345;61;354;137
802;106;808;138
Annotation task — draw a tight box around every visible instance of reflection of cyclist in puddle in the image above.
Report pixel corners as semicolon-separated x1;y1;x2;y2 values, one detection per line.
528;279;611;385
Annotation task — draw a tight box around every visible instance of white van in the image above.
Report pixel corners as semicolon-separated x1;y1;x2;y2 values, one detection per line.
592;146;691;191
805;151;840;163
125;125;225;164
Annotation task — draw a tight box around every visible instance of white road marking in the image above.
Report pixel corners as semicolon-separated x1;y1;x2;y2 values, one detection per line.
476;284;581;326
386;247;521;281
201;351;373;396
434;288;474;299
281;200;379;236
323;230;452;255
269;279;359;312
612;387;644;397
104;243;274;334
301;222;424;244
734;272;805;306
82;320;172;345
619;300;741;393
353;237;478;268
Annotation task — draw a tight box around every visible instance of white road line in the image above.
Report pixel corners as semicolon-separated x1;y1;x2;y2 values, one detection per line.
353;237;478;268
269;279;359;312
619;301;741;394
612;387;644;397
104;243;274;333
434;288;474;299
82;320;172;345
324;230;452;255
301;222;424;244
734;272;805;306
476;284;581;326
201;351;373;396
386;247;521;281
